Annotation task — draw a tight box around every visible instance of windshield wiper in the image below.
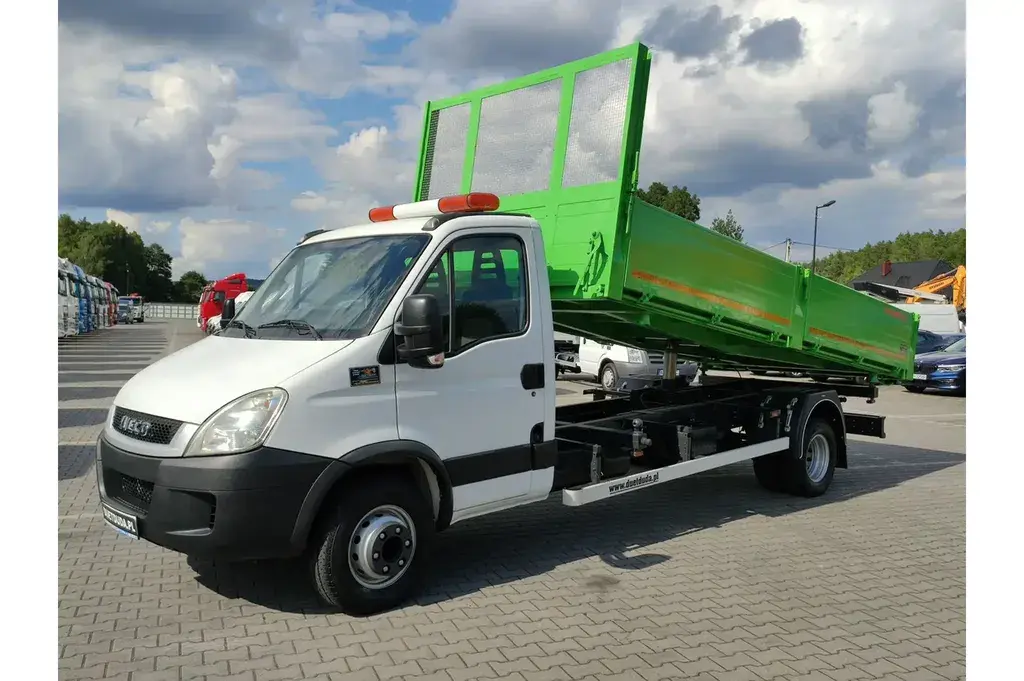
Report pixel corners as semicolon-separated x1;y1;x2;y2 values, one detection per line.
257;319;323;340
226;319;257;338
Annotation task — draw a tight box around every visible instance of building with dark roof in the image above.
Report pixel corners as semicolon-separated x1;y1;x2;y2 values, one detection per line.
850;259;955;300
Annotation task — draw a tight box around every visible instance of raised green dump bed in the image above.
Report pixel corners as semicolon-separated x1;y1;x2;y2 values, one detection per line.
412;42;917;382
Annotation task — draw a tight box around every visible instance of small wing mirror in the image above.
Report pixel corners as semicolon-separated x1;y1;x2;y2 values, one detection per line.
395;294;445;368
221;298;236;322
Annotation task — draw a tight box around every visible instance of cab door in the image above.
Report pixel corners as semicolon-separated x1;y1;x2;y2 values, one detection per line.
393;227;548;523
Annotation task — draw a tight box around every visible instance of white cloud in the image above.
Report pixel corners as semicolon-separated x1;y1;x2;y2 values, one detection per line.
867;82;921;147
706;161;965;250
173;217;288;279
60;0;965;277
105;209;141;233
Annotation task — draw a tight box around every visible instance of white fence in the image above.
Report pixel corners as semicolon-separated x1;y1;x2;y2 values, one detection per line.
144;303;199;319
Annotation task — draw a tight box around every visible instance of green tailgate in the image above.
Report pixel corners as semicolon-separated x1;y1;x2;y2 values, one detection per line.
412;42;916;382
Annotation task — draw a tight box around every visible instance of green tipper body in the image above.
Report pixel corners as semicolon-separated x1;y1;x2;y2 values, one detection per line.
412;42;917;382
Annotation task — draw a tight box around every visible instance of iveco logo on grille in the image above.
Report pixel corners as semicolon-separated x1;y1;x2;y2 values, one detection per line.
119;415;152;437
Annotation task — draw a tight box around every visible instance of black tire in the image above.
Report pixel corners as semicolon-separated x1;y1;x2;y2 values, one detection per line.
600;362;619;390
904;385;926;393
753;454;789;493
310;476;434;616
784;417;837;497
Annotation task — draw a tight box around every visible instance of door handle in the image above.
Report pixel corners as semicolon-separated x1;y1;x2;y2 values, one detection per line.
520;363;545;390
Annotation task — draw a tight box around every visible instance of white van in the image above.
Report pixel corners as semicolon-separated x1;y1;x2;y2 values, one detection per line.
889;303;962;334
575;337;698;389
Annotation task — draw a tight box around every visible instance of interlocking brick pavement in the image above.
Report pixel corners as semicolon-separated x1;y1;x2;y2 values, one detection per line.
58;321;966;681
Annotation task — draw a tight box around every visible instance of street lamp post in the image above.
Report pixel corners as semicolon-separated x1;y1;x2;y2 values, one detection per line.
811;199;836;274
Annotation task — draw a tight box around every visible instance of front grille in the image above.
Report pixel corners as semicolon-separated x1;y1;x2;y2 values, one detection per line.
111;407;182;445
112;473;154;513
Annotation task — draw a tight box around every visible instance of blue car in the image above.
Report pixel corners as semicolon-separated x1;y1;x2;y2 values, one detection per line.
905;336;966;394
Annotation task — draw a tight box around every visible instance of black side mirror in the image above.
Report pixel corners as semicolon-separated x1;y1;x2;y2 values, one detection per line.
221;298;236;322
395;294;444;368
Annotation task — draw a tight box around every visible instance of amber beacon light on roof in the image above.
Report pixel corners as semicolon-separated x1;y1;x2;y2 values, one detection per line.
368;192;502;222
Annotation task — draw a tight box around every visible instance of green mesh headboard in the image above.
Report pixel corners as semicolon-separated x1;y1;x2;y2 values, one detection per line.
412;44;652;300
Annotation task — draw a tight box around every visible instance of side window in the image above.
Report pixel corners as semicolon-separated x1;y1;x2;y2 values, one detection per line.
414;250;453;350
412;234;528;356
450;235;527;353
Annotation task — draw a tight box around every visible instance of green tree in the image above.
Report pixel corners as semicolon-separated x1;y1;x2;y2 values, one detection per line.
56;214;180;300
174;270;209;303
144;243;175;302
637;181;701;222
710;209;744;242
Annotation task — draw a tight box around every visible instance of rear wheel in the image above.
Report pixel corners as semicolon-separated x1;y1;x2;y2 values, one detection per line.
310;476;434;616
787;418;837;497
754;417;837;497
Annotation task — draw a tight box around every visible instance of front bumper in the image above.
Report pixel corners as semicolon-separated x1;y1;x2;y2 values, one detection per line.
907;370;965;391
95;435;332;560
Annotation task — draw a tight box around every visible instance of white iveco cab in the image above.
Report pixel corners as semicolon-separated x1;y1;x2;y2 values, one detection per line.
97;192;869;616
98;193;558;612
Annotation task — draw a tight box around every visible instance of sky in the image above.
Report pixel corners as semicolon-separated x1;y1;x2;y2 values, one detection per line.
57;0;965;280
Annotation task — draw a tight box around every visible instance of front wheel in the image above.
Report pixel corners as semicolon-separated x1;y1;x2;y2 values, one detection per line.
310;476;434;616
600;362;619;390
904;385;925;393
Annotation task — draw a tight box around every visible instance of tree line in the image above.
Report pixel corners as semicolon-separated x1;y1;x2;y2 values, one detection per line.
803;229;966;284
58;214;210;303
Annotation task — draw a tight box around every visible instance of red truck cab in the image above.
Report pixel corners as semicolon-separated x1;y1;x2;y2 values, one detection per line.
198;273;249;332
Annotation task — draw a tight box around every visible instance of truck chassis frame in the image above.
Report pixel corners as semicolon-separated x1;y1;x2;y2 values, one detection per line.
551;375;886;505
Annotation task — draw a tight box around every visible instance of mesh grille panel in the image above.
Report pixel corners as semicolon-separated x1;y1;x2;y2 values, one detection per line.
562;59;633;188
471;78;562;196
111;406;182;445
422;103;471;199
118;474;154;512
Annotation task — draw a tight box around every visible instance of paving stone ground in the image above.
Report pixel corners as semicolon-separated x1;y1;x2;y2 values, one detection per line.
59;321;966;681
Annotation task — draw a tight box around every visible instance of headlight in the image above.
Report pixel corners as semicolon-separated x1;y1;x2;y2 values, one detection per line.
185;388;288;456
935;364;965;372
626;348;644;363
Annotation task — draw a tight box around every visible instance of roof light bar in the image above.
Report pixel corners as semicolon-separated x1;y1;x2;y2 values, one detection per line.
368;192;501;223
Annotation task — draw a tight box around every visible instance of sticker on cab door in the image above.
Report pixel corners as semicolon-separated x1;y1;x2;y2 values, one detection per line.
349;365;381;387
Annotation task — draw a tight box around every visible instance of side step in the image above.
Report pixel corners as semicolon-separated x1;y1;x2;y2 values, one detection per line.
561;437;789;507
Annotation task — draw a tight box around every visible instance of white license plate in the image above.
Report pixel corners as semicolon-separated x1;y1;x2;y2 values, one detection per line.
913;373;927;381
102;504;139;540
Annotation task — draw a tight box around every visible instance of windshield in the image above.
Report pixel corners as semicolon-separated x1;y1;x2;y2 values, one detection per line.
224;234;430;340
942;337;965;353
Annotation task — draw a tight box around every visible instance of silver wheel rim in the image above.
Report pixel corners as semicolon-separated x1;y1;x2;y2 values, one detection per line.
602;366;616;389
348;505;416;590
805;433;831;484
